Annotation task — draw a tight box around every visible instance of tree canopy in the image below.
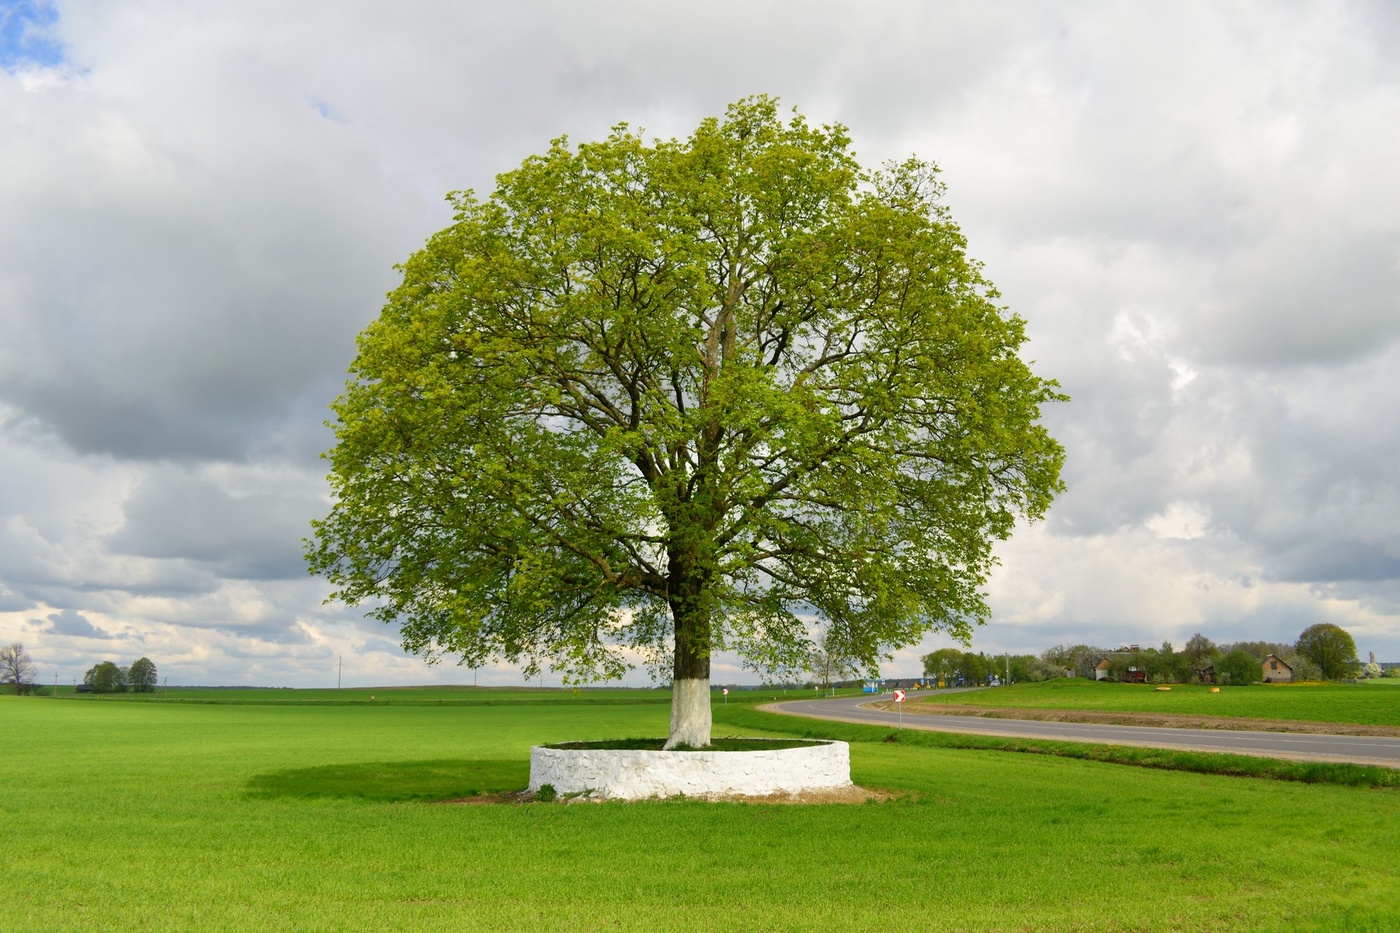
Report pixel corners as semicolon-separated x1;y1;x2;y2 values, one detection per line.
1216;649;1263;686
84;661;125;694
1183;633;1218;669
1295;623;1360;680
129;657;158;693
308;97;1065;746
807;623;863;694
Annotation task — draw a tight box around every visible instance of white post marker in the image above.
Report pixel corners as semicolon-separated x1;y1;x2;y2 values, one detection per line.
894;688;906;728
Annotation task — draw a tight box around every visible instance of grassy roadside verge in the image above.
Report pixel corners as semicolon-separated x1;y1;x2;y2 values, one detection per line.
718;704;1400;788
912;679;1400;726
868;700;1400;736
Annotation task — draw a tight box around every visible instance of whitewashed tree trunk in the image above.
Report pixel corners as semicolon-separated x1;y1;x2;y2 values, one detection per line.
664;546;713;748
663;677;712;748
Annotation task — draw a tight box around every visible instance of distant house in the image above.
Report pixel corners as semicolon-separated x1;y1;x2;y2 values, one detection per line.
1094;654;1147;683
1261;654;1294;683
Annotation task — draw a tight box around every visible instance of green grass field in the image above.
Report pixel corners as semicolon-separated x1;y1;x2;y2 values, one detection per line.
3;690;1397;932
915;678;1400;726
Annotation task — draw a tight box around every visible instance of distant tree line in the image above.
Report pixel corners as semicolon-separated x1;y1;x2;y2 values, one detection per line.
923;623;1370;687
83;657;158;693
0;645;166;696
920;647;1065;686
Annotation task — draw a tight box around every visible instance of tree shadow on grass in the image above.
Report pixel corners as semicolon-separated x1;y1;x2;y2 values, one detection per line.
247;759;529;802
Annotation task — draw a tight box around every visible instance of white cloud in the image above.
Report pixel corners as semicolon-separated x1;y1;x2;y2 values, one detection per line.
1146;502;1212;541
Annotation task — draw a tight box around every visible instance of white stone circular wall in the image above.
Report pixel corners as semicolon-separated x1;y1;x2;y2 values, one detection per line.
529;740;851;800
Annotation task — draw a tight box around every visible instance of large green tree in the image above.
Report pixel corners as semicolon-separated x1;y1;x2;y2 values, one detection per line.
308;97;1065;747
128;657;158;693
1295;623;1360;680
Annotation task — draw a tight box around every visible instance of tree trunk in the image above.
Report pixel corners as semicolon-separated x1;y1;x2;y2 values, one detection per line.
667;676;711;749
664;560;712;749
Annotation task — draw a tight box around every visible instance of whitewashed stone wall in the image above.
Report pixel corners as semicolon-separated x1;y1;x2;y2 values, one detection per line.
529;740;851;800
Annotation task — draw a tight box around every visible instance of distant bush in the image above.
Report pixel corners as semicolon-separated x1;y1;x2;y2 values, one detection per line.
1022;657;1066;682
1288;656;1323;681
1217;650;1263;686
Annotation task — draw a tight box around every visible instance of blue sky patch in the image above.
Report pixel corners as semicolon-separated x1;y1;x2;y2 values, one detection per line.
1;0;66;72
308;96;349;124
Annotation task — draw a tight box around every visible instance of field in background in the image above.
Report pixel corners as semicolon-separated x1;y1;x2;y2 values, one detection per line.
914;679;1400;726
2;689;1397;932
64;684;672;704
37;683;855;704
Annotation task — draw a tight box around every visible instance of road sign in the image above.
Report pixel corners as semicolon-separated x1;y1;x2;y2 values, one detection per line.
722;688;729;695
894;689;906;702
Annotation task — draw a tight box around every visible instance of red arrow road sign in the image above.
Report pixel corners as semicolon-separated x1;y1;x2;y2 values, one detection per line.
894;689;906;702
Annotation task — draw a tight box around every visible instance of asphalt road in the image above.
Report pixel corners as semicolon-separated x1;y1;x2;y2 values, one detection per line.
765;690;1400;768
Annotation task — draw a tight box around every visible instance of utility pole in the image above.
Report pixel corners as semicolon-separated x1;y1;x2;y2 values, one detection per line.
337;654;342;690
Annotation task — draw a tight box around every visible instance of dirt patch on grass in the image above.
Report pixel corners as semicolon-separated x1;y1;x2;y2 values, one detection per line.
873;702;1400;737
440;786;890;805
439;791;534;805
689;785;890;804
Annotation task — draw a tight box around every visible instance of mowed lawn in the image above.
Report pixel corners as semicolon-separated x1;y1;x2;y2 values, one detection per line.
915;678;1400;726
2;693;1397;932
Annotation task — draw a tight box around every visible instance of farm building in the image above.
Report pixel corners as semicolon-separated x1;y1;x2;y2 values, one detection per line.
1261;654;1293;683
1094;654;1147;683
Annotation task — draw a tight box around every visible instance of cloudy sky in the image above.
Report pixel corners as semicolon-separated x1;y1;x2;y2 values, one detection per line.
3;0;1398;688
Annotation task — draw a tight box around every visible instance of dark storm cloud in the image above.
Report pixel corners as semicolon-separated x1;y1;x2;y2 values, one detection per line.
220;627;317;654
0;588;34;612
1200;236;1400;367
40;608;110;639
106;469;320;580
0;122;411;462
